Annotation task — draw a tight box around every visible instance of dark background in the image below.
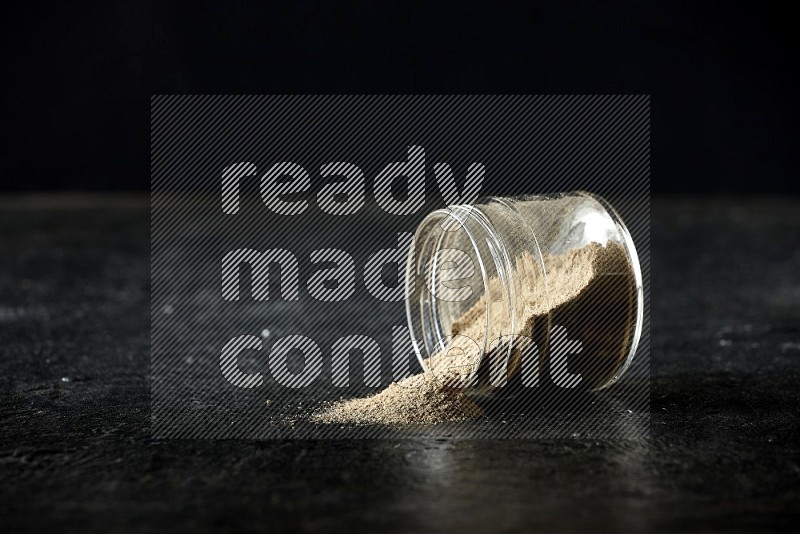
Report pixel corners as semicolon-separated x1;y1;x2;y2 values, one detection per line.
1;0;798;194
2;3;800;532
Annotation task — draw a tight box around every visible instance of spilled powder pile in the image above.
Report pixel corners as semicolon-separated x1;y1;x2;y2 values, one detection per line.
311;372;483;426
310;241;635;426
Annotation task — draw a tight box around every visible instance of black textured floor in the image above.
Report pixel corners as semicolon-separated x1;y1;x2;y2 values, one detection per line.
1;195;799;532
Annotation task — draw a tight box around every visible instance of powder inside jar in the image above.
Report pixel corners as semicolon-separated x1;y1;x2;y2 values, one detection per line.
310;241;636;426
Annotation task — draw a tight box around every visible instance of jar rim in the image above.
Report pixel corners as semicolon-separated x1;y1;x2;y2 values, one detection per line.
406;203;519;388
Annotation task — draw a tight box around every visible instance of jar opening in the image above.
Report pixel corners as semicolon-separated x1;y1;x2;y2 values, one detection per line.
405;205;515;387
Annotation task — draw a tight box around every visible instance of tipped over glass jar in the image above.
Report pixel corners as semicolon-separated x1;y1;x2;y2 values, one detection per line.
405;191;643;397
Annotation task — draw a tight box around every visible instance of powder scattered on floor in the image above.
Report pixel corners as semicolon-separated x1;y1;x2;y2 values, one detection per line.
311;372;482;425
310;241;635;426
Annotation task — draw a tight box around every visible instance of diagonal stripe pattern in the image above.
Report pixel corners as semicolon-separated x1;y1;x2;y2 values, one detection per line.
151;95;649;440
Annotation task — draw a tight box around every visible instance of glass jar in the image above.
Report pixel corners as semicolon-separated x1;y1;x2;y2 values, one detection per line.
405;191;643;396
